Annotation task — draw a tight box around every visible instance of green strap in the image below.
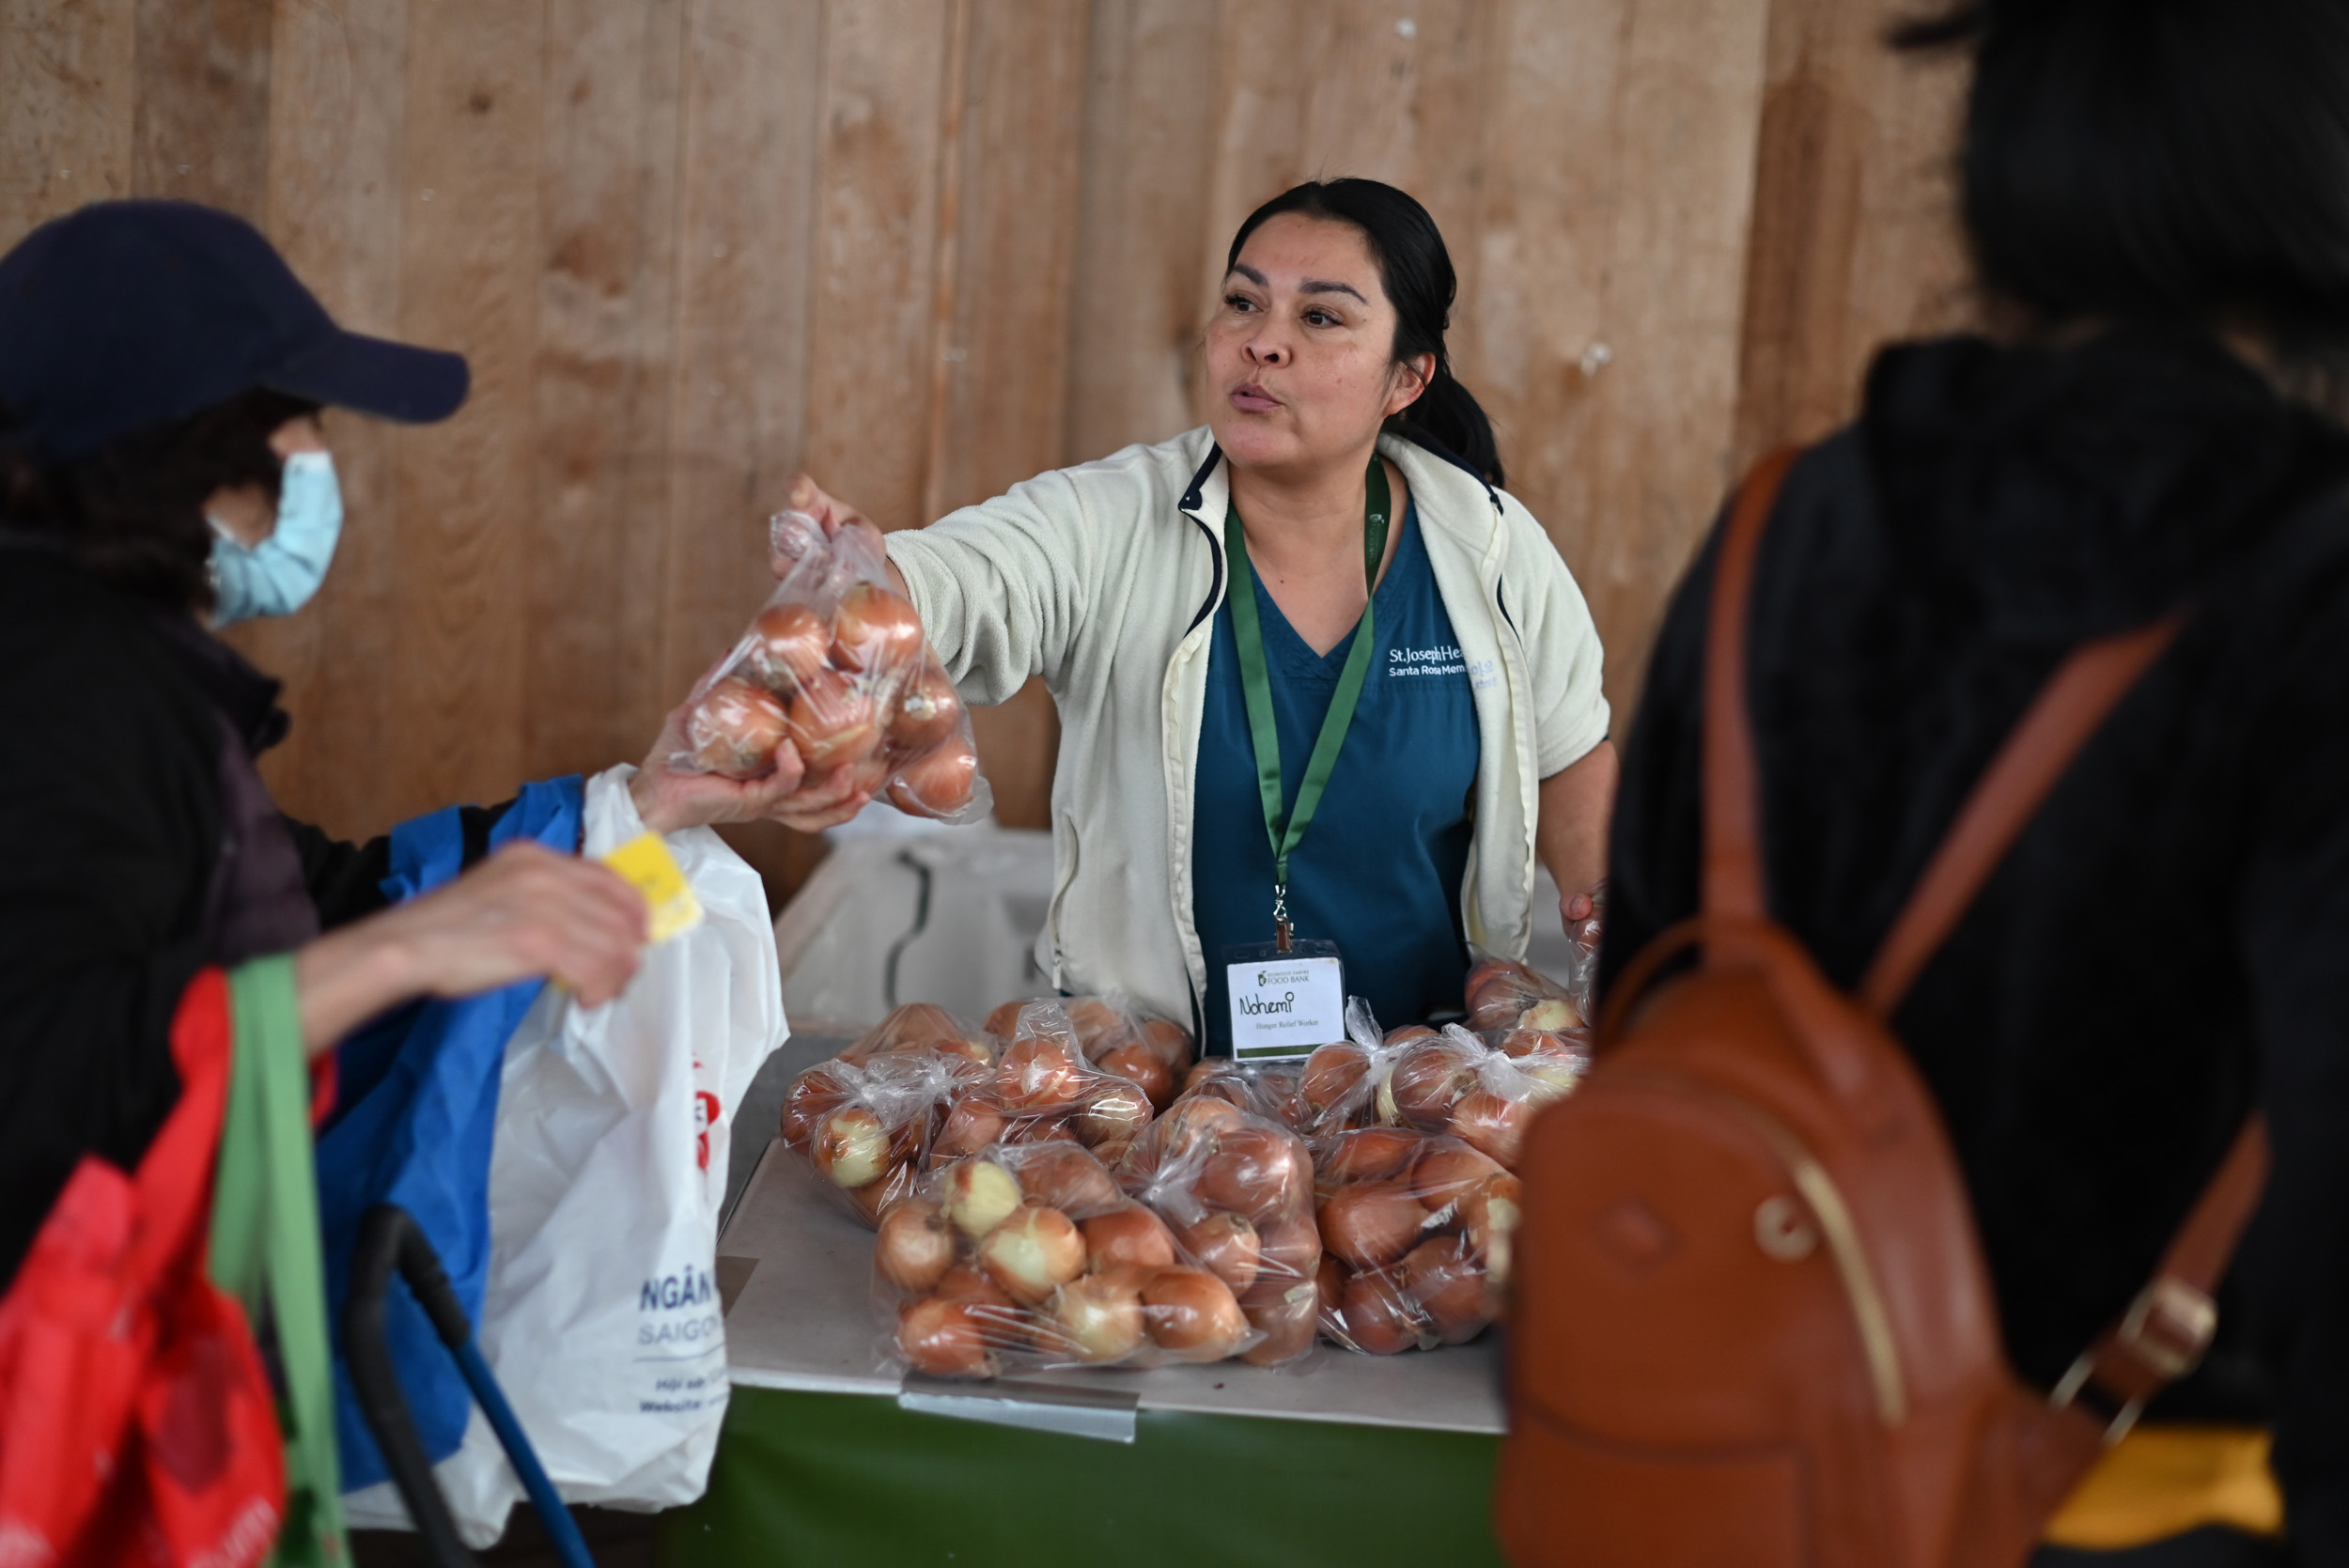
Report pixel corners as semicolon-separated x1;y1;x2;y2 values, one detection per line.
1222;457;1391;941
211;955;348;1567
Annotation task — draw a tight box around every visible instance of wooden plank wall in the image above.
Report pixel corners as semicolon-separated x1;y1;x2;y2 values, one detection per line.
0;0;1969;905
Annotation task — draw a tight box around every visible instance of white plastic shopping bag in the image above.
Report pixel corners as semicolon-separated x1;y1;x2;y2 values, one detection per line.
345;766;786;1543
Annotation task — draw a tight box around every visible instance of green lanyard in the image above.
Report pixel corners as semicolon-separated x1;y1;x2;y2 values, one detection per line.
1222;456;1391;950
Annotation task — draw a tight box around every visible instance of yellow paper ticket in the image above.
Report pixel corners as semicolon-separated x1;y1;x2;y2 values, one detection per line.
599;831;703;944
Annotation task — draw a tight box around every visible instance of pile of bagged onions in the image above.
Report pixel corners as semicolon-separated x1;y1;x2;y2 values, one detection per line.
680;508;985;819
778;954;1593;1377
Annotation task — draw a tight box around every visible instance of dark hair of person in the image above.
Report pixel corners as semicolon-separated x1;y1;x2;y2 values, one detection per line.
1891;0;2349;399
1225;179;1504;489
0;388;319;612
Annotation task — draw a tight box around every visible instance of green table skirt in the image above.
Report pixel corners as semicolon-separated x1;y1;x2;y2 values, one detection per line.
659;1386;1508;1567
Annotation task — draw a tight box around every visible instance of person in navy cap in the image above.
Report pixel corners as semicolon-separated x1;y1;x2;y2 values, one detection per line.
0;200;822;1292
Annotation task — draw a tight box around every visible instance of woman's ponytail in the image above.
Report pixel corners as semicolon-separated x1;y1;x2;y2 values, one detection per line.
1226;179;1505;489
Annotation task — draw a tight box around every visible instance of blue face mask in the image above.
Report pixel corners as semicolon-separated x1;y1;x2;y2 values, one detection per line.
208;449;343;625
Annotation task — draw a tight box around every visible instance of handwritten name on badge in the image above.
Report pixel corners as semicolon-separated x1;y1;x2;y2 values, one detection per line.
1227;955;1344;1061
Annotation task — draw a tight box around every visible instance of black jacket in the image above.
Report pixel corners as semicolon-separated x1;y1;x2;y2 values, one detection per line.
0;546;504;1291
1605;331;2349;1559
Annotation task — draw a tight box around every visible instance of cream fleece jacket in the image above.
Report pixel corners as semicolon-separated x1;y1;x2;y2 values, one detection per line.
887;427;1610;1031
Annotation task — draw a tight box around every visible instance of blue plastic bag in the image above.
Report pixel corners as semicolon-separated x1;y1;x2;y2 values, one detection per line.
315;777;583;1491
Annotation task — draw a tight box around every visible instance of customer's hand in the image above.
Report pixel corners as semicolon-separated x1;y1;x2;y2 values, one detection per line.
293;841;649;1054
630;675;879;836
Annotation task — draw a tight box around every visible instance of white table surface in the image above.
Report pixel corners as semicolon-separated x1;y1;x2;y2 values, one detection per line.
718;1134;1509;1436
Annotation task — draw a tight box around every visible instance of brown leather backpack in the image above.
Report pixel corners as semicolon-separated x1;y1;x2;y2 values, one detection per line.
1495;449;2272;1568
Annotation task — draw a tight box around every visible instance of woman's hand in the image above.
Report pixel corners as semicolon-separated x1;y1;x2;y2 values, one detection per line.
293;841;649;1055
630;667;879;836
786;474;911;598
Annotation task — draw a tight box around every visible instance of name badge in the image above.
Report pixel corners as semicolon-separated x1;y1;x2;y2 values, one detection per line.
1223;940;1345;1062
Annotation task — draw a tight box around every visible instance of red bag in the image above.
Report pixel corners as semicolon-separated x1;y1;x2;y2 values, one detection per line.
0;969;288;1568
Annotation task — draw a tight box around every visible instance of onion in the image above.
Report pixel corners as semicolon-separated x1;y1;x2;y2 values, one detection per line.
1456;1174;1522;1254
1318;1181;1427;1271
1196;1126;1309;1223
1049;1267;1147;1363
994;1033;1087;1111
783;668;881;771
1075;1079;1154;1145
888;661;964;753
887;739;978;817
943;1158;1023;1238
1318;1126;1423;1187
1400;1234;1491;1343
1449;1089;1533;1167
1158;1096;1244;1158
1092;1137;1135;1173
1237;1280;1318;1366
1016;1144;1122;1215
1252;1215;1322;1283
1410;1141;1509;1212
1300;1043;1369;1114
1184;1058;1237;1094
977;1203;1086;1304
780;1067;848;1150
896;1297;998;1378
1062;998;1128;1056
1095;1045;1174;1111
1316;1254;1346;1318
1512;1046;1588;1103
686;677;791;778
811;1106;890;1188
1141;1267;1250;1360
1081;1204;1176;1271
747;603;832;691
1003;1116;1079;1145
1338;1267;1423;1355
1384;1024;1441;1048
1519;998;1583;1033
935;1263;1015;1310
1390;1040;1482;1131
932;1098;1005;1162
831;582;926;675
931;1033;994;1071
1139;1019;1192;1071
1174;1211;1262;1296
875;1199;956;1293
846;1162;913;1226
983;1001;1027;1039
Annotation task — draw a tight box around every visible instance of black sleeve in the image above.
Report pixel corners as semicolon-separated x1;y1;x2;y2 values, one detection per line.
283;800;521;932
1598;525;1717;995
2235;612;2349;1563
0;575;222;1292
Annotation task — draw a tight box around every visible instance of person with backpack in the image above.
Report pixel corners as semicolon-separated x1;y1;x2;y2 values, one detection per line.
1501;2;2348;1564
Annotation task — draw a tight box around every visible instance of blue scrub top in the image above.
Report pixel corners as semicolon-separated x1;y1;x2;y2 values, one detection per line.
1191;500;1480;1054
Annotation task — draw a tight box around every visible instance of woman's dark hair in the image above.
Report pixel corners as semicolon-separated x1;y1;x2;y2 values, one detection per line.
1894;0;2349;392
1225;179;1504;489
0;388;317;612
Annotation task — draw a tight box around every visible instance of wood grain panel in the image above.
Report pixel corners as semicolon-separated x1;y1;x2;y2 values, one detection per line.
1061;0;1221;462
234;0;413;837
1733;0;1970;466
0;0;136;243
923;0;1091;831
1467;0;1770;728
524;0;687;782
130;0;272;217
799;0;956;533
663;0;831;903
380;0;546;817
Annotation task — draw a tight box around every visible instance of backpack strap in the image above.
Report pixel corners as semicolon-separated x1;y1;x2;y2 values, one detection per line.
1708;446;2267;1428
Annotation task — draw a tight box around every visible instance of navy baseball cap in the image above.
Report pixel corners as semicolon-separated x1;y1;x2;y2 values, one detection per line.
0;199;469;460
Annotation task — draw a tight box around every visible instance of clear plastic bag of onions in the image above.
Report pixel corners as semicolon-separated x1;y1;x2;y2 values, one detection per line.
986;993;1194;1114
1114;1096;1322;1369
1172;1057;1313;1135
781;1014;988;1227
877;1141;1277;1378
935;1001;1159;1169
677;507;991;822
1313;1126;1521;1354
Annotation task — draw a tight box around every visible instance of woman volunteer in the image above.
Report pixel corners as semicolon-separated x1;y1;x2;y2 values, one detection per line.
791;179;1613;1052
